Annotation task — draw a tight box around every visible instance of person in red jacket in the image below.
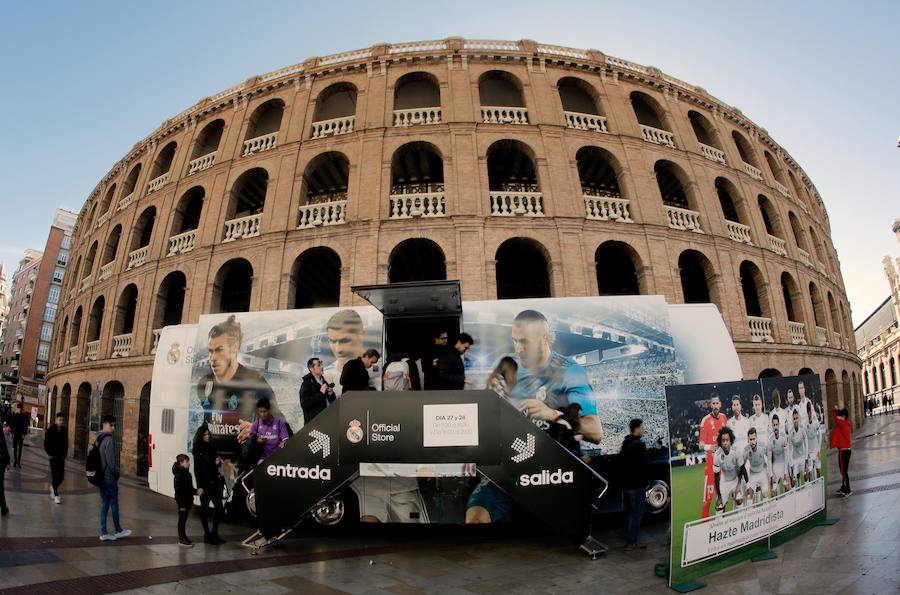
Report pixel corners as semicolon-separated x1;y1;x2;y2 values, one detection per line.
829;406;852;496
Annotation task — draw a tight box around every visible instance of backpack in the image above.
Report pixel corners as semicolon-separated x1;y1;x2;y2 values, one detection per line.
85;434;108;486
383;360;412;391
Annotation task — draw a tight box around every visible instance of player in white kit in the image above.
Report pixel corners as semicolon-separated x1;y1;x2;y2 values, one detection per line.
769;388;791;482
804;401;822;481
727;396;751;494
713;426;743;512
743;427;770;503
769;414;790;495
749;395;770;465
789;409;808;487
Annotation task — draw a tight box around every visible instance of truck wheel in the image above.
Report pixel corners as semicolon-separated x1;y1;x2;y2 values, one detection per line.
311;497;345;526
645;479;670;514
245;489;257;517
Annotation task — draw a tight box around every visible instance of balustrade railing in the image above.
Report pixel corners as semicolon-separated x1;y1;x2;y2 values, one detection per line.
223;213;262;241
490;192;544;216
188;152;216;174
85;340;100;361
117;192;135;212
167;229;197;256
80;276;91;292
481;106;528;125
725;220;752;244
741;162;763;180
390;193;446;218
147;172;170;194
95;211;110;228
699;143;727;165
297;200;347;229
242;132;278;156
798;248;812;267
831;331;842;349
584;195;632;222
112;333;133;358
639;125;675;148
748;316;774;343
768;235;787;256
665;205;703;232
393;107;442;127
564;111;608;133
815;326;827;347
774;181;791;198
68;345;78;364
311;116;355;139
127;246;149;270
788;321;807;345
57;352;65;367
98;261;114;281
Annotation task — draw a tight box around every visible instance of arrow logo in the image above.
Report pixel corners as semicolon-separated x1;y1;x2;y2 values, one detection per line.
308;429;331;459
511;434;536;463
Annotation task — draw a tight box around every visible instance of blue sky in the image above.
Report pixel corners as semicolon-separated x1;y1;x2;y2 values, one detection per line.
1;1;897;325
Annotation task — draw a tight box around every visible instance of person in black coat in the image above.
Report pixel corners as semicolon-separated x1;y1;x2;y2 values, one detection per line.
435;333;474;390
191;424;225;544
422;330;449;390
620;418;648;551
44;412;68;503
0;425;9;515
300;357;336;423
173;454;202;547
340;349;380;393
7;404;28;469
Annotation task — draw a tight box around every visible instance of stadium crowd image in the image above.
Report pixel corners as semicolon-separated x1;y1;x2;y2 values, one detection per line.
45;38;861;475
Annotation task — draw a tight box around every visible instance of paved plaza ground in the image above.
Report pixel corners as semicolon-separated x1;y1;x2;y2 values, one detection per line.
1;414;898;594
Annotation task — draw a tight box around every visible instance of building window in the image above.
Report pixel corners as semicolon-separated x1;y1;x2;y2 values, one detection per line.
40;323;53;342
57;251;68;266
47;286;60;304
53;267;65;283
61;235;71;250
43;305;57;322
37;342;50;361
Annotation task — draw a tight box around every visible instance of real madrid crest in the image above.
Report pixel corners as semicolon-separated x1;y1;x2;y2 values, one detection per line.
167;342;181;365
346;419;363;444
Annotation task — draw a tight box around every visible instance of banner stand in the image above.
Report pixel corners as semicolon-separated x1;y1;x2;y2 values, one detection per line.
670;580;706;593
750;550;778;562
815;518;839;526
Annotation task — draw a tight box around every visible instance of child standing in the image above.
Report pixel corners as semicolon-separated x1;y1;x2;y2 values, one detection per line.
172;454;203;547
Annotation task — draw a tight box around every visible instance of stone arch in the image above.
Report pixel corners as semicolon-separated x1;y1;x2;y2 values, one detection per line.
577;146;623;198
245;98;285;140
313;83;357;122
300;152;349;207
679;250;721;306
226;167;269;220
780;271;802;323
171;187;205;236
393;72;441;110
758;368;782;378
738;260;770;318
496;237;552;299
190;119;225;161
153;270;187;329
557;76;603;116
73;382;92;459
595;241;643;295
87;295;105;342
211;258;253;313
289;247;342;308
630;91;668;131
654;160;696;210
113;283;138;337
478;70;525;107
137;382;152;477
148;141;177;181
388;239;447;284
688;110;721;149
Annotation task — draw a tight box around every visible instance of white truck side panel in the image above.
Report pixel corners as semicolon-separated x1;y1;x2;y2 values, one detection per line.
666;304;743;384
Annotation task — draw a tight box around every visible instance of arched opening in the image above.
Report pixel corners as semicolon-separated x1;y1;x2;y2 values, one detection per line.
137;382;151;477
148;141;177;182
153;271;187;329
787;170;804;201
487;139;538;191
121;164;141;200
764;151;786;184
758;195;780;238
87;296;105;342
879;363;886;390
654;160;691;209
780;272;802;323
799;367;815;376
388;239;447;284
788;212;807;250
577;146;621;198
808;226;825;263
86;203;98;229
890;359;897;387
842;370;852;410
732;131;758;167
99;184;117;217
809;282;826;329
479;71;525;107
190;119;225;160
824;369;838;409
759;369;782;379
50;386;58;420
314;83;357;122
73;382;92;459
596;241;641;295
715;177;743;223
212;258;253;313
630;91;666;130
82;241;99;281
70;307;83;348
101;381;125;466
57;316;68;361
129;207;156;251
558;77;601;116
679;250;719;305
113;284;138;341
227;168;268;221
301;152;349;209
289;248;342;308
101;225;121;267
58;383;71;424
245;99;284;140
864;370;870;394
394;72;440;110
171;187;205;235
496;238;551;299
390;142;445;200
688;110;720;149
739;260;769;317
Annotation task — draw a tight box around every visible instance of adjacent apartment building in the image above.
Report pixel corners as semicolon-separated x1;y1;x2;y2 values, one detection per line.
0;208;77;422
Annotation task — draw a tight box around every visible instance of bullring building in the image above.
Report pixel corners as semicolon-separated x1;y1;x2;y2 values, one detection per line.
46;38;862;475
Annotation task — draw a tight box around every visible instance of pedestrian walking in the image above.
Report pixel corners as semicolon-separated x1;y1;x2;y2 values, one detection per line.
435;333;474;390
621;418;648;550
7;403;28;469
830;406;852;496
173;454;203;547
95;415;132;541
44;412;68;503
0;423;9;515
192;424;226;544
